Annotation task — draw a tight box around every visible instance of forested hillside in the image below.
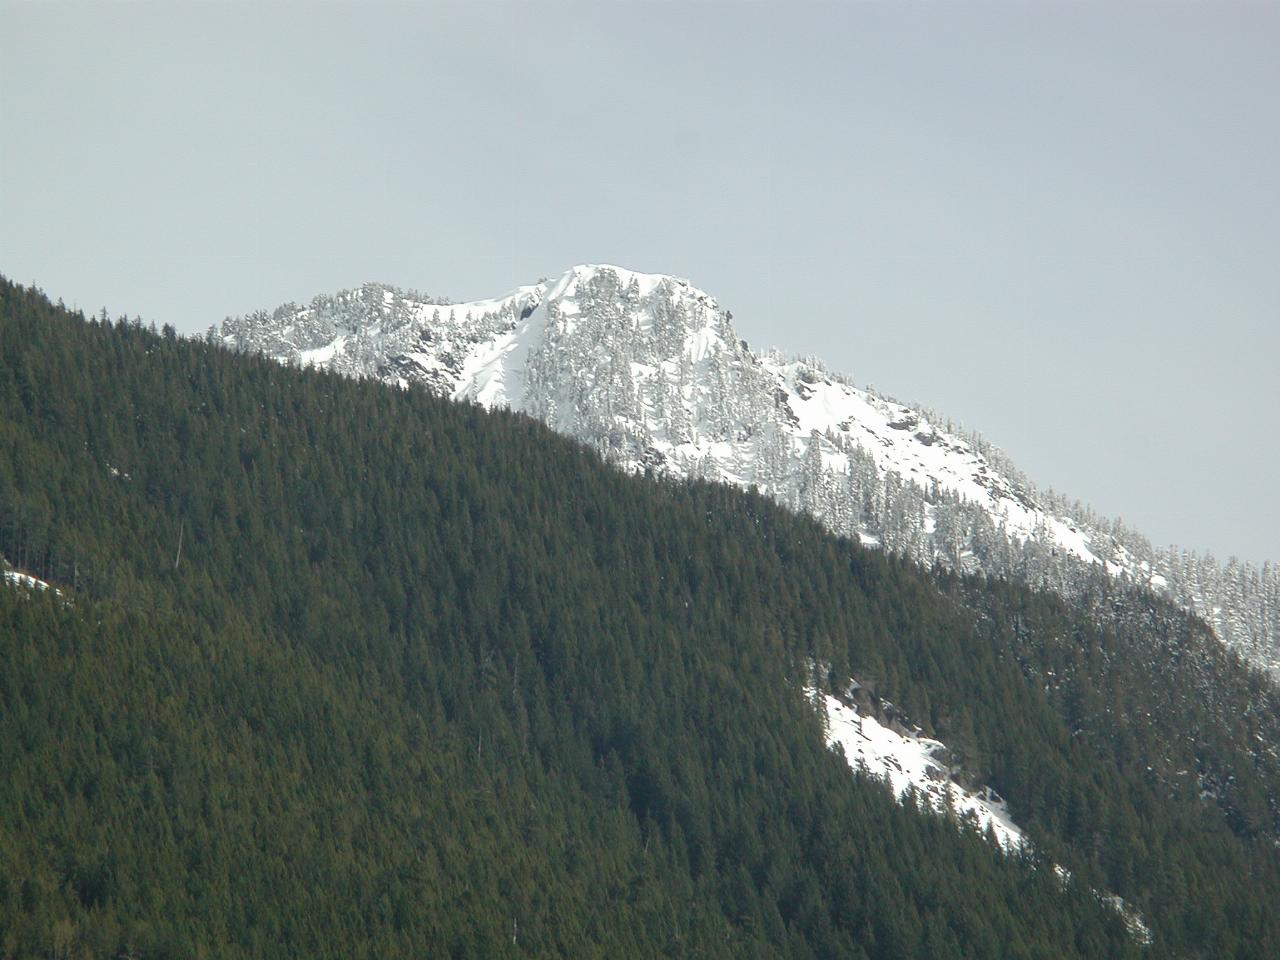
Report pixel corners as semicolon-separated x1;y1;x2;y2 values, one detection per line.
2;278;1278;958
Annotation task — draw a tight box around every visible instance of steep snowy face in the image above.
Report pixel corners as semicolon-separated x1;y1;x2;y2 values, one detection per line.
219;264;1279;673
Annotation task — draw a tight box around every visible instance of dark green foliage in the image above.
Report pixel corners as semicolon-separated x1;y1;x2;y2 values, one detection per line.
940;568;1280;951
0;278;1274;957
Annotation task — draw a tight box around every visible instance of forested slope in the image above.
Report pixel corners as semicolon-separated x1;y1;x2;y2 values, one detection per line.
1;279;1277;958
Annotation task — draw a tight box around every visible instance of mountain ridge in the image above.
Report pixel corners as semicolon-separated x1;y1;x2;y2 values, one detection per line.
218;264;1279;672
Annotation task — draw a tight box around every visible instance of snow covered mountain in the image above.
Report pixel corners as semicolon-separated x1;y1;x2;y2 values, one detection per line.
218;264;1279;673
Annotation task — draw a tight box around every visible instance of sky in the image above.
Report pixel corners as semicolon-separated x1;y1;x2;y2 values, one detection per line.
2;0;1277;566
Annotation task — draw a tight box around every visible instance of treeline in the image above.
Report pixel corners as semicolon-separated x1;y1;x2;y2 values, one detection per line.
0;278;1277;957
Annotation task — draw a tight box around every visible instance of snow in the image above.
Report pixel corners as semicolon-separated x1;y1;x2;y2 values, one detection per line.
421;285;543;325
3;566;53;593
815;690;1026;850
556;263;697;303
1104;892;1154;945
452;301;549;408
765;356;1108;566
298;336;347;367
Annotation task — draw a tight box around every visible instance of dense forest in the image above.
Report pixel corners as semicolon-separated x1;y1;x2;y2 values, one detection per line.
2;278;1279;958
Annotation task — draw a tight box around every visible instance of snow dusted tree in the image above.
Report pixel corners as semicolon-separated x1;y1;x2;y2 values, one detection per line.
704;350;734;439
753;423;793;498
623;275;641;314
667;355;693;447
799;430;828;519
931;494;970;570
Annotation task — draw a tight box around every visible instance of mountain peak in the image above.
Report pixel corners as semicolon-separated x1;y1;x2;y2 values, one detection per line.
219;266;1280;673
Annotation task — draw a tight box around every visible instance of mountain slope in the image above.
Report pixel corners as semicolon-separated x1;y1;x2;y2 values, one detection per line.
6;278;1280;956
0;277;1155;959
219;265;1279;672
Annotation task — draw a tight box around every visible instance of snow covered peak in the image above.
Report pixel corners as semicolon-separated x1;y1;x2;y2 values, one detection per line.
549;263;708;300
218;264;1280;673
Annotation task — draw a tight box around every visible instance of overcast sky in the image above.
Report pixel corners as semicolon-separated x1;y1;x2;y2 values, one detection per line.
2;1;1276;565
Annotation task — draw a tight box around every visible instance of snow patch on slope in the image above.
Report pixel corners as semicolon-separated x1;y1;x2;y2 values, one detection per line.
814;689;1025;850
814;686;1152;943
3;564;54;593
